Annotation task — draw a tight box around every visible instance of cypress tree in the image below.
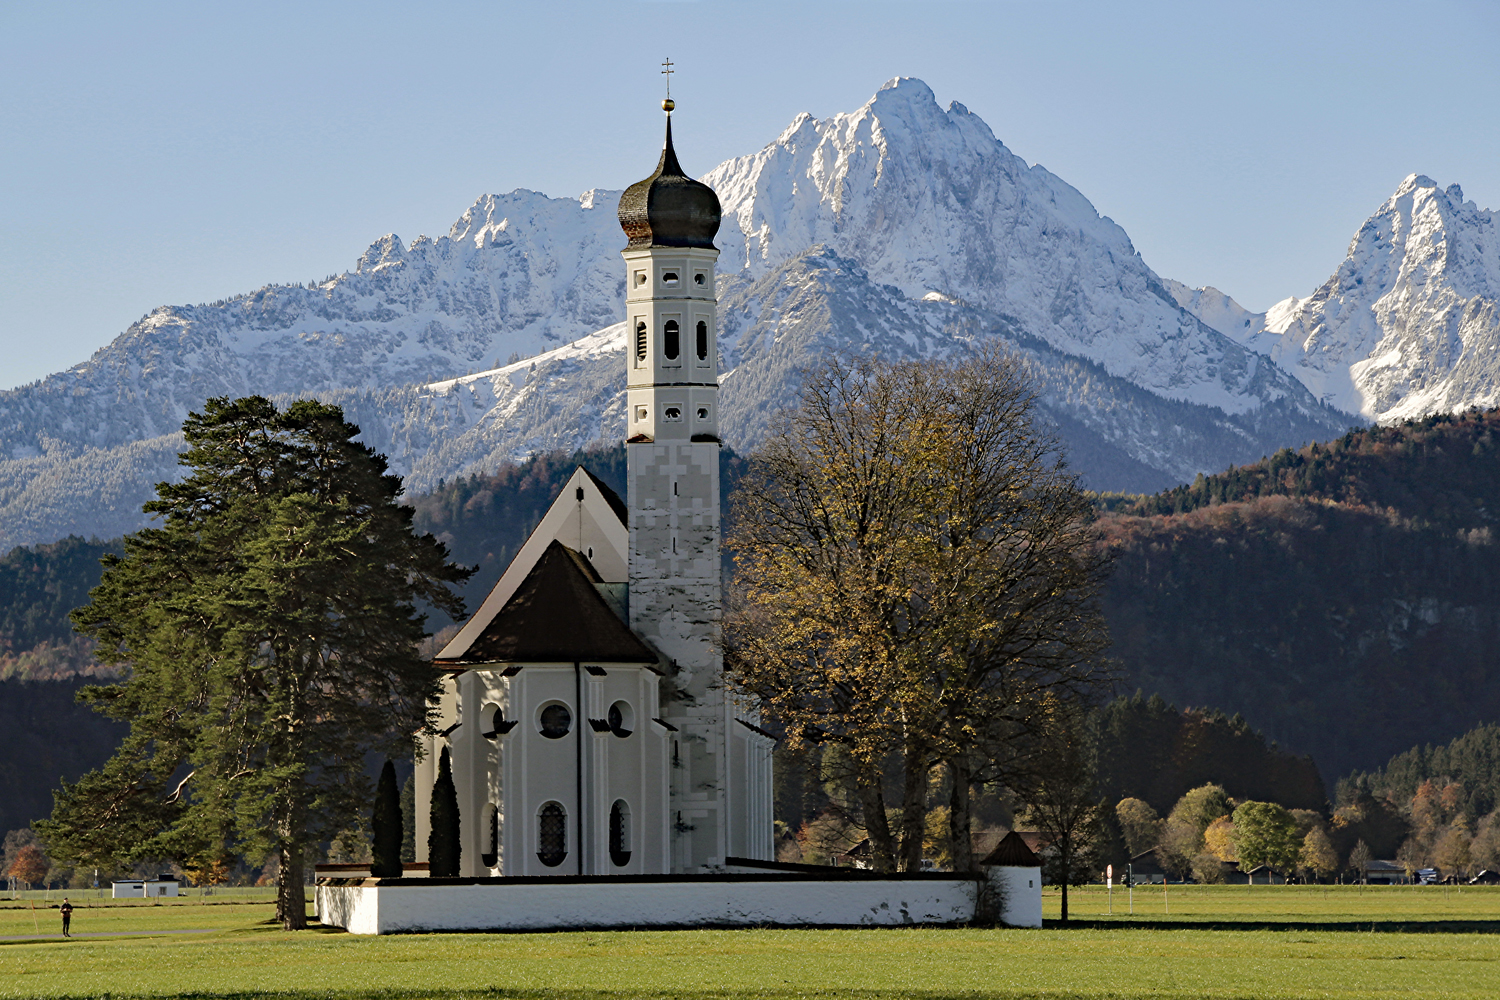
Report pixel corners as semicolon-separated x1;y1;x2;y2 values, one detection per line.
428;746;461;877
370;759;403;878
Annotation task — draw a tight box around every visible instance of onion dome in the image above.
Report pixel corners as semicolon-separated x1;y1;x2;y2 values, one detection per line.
618;115;721;250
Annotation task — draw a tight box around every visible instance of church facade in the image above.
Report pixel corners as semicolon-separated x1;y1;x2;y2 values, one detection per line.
413;105;776;877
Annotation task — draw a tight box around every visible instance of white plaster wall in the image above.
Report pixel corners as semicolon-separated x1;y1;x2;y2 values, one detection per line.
991;866;1043;928
317;877;978;935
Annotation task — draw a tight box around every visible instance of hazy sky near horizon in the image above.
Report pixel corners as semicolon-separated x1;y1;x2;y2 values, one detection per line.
3;0;1498;389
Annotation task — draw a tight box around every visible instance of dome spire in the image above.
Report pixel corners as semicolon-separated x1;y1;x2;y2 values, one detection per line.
618;66;721;250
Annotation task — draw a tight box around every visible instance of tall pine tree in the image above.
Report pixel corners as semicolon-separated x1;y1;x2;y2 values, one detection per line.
428;746;461;877
38;397;469;929
370;760;403;878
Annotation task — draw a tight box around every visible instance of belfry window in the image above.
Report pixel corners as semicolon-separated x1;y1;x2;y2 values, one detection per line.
664;320;680;360
696;320;708;361
609;800;631;867
662;271;679;285
538;802;567;868
664;406;682;421
694;272;706;286
635;321;647;361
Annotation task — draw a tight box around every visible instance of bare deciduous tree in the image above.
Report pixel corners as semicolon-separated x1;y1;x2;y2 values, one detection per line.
726;347;1112;872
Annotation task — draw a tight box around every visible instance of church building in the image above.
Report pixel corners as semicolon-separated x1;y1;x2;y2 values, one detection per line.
413;98;776;877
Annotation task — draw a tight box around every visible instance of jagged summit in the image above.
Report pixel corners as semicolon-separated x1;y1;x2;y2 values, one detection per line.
0;79;1360;549
1172;173;1500;421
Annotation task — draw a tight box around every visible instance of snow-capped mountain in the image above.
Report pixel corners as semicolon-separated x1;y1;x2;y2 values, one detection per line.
1171;174;1500;421
0;78;1353;549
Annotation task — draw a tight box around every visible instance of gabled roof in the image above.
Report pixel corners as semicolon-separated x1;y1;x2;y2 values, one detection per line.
582;467;628;527
436;465;630;661
980;831;1042;868
436;541;656;666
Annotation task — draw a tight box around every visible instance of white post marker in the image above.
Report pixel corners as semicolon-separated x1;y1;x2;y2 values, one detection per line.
1128;863;1134;915
1106;864;1113;915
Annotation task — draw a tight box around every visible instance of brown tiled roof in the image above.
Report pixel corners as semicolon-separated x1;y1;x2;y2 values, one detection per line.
980;831;1042;867
436;541;657;666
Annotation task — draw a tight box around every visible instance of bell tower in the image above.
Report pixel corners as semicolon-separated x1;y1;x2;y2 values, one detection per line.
618;88;772;871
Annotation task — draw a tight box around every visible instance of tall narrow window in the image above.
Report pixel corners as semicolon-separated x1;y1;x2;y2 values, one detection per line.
696;320;708;361
481;804;499;869
609;800;631;867
664;320;680;360
635;321;647;361
538;802;567;868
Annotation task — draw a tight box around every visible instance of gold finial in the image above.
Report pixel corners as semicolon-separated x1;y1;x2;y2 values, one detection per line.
661;58;674;113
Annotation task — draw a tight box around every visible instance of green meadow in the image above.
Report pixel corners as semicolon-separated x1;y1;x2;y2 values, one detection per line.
1;885;1496;999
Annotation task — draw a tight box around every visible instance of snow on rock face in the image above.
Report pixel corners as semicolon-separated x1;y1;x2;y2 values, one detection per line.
1180;175;1500;421
0;78;1355;548
704;77;1312;415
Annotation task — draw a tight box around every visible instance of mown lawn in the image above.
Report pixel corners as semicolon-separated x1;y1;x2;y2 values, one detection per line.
0;886;1495;999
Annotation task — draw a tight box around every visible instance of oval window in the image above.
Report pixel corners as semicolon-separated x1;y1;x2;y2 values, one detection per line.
538;802;567;867
608;700;634;737
664;320;680;360
539;703;572;739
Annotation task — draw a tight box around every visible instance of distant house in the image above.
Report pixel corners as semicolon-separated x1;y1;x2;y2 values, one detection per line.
1242;865;1287;885
1363;859;1408;885
1468;870;1499;885
112;876;179;898
1127;849;1169;884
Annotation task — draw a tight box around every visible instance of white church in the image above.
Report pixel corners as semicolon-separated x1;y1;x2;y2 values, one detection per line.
412;100;776;877
319;96;1041;933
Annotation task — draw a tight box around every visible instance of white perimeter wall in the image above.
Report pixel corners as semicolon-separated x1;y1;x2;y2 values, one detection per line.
317;869;1042;935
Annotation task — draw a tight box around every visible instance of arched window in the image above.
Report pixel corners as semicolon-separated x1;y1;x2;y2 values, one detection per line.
537;802;567;868
635;321;647;361
663;320;680;360
539;702;572;739
696;320;708;360
609;800;631;867
481;803;499;869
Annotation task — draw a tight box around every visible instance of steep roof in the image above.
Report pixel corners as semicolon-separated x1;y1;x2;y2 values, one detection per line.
980;831;1042;867
436;540;656;666
582;467;628;526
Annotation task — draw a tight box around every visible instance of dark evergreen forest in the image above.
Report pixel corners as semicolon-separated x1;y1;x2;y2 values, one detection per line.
4;409;1498;838
1099;408;1500;783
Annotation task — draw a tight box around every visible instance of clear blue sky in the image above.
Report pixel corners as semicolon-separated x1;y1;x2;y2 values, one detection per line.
3;0;1497;390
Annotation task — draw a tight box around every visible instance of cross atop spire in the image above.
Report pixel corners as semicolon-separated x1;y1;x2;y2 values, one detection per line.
661;58;675;113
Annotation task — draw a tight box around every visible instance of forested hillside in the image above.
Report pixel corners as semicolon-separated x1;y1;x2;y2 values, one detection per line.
6;410;1497;838
1100;408;1500;783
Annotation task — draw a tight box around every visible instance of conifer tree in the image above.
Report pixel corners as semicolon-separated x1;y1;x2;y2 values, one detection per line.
37;397;470;929
370;759;403;878
428;746;461;877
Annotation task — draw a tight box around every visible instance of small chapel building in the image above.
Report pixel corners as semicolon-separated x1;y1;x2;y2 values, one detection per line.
412;102;776;877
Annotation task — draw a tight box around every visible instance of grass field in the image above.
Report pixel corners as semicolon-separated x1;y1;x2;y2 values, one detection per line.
1;885;1496;999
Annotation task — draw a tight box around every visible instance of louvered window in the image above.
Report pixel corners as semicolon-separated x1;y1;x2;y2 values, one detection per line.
635;321;647;361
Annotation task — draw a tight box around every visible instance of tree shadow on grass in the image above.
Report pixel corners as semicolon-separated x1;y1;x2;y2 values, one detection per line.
1049;918;1500;934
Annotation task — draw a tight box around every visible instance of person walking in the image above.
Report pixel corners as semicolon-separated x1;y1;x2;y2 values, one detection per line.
59;898;73;938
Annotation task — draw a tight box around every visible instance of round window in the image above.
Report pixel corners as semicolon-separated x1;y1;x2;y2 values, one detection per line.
608;700;634;737
539;702;572;739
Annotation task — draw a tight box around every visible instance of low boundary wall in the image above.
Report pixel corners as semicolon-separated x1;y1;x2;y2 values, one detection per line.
316;864;1042;934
